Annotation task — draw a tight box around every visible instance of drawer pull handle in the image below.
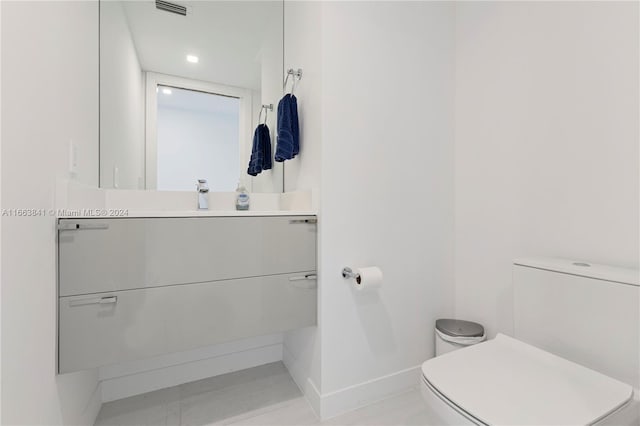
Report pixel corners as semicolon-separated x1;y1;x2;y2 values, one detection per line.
289;274;317;281
58;223;109;231
69;296;118;307
289;218;317;224
290;274;317;289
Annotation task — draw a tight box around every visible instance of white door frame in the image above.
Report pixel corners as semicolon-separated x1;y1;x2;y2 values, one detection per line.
145;72;253;190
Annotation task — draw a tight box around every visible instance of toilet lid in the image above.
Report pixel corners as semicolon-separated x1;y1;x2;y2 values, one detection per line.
422;334;633;425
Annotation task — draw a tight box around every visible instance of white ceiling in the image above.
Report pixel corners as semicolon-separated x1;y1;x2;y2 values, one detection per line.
121;1;282;90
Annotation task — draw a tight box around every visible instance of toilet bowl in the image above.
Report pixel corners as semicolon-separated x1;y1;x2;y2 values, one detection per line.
420;334;638;425
421;258;640;425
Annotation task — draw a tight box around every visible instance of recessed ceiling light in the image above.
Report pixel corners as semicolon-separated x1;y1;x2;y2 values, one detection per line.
186;55;199;63
162;88;172;95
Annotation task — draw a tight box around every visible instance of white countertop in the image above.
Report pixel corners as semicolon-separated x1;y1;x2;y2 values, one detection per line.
56;209;317;219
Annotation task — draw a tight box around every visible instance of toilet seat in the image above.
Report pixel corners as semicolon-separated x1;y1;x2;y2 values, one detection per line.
421;334;634;425
422;374;487;425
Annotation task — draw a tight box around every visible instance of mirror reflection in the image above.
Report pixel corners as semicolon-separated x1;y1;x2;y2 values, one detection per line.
99;0;284;192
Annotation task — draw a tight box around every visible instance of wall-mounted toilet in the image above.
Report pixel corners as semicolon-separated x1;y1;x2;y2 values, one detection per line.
421;258;640;425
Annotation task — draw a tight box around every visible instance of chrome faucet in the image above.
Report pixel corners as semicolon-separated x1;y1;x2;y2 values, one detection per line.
197;179;209;210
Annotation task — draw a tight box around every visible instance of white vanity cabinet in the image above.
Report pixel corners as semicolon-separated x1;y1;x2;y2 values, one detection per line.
57;215;317;374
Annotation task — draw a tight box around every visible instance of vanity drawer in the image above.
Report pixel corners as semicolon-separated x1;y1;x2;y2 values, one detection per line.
58;216;317;296
58;271;317;373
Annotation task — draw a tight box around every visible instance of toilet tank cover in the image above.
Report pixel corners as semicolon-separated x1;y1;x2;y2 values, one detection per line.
436;319;484;337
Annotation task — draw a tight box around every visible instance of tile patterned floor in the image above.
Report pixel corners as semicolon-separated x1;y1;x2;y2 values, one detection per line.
95;362;436;426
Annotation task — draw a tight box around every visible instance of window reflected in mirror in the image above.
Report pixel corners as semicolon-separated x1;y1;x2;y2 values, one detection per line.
99;1;284;192
156;86;240;192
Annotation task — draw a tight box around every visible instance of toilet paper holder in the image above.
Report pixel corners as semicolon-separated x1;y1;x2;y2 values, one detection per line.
342;267;361;284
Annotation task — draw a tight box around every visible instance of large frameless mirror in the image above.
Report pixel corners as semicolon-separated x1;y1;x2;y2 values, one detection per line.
99;0;284;192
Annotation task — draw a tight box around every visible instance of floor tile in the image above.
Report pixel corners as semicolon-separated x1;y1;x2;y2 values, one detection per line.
95;387;181;426
94;362;436;426
179;362;290;399
179;367;302;426
221;398;318;426
322;389;431;426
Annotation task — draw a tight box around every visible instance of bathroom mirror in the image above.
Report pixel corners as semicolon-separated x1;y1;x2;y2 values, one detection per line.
99;0;284;192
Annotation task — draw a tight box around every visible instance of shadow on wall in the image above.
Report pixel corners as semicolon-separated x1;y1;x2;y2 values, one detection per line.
353;290;396;357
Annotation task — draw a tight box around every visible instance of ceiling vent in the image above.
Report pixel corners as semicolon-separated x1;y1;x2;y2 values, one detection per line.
156;0;187;16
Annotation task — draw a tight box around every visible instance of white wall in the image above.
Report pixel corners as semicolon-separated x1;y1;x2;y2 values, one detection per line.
100;1;145;190
250;11;284;194
319;0;455;403
282;1;455;417
1;1;101;424
454;2;640;338
282;2;322;206
282;0;324;404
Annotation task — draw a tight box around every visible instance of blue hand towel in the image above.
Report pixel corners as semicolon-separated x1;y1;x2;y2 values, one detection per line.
275;94;299;162
247;124;272;176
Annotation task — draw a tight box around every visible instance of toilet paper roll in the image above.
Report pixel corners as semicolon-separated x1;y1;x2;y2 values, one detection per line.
354;267;383;290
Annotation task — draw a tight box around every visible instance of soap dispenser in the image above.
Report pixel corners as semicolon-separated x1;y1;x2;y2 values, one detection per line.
235;182;250;210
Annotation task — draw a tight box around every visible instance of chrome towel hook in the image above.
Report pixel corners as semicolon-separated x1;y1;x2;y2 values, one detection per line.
258;103;273;125
284;68;303;95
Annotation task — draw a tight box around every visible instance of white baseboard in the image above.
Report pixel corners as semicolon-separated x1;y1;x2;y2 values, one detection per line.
100;342;283;402
318;366;422;419
283;348;422;422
